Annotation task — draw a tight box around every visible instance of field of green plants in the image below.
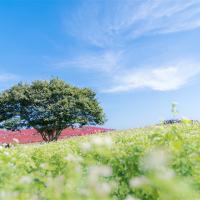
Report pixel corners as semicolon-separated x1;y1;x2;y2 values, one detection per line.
0;123;200;200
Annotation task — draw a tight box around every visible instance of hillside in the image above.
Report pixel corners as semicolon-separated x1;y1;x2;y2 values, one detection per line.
0;123;200;200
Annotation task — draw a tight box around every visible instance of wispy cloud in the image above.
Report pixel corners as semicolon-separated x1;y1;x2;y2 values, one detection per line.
66;0;200;47
61;0;200;93
56;50;123;73
103;61;200;93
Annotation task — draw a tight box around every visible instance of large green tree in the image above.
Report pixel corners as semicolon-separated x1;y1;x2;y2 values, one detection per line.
0;78;105;142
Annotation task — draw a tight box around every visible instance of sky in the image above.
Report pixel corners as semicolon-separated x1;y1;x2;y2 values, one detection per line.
1;0;200;129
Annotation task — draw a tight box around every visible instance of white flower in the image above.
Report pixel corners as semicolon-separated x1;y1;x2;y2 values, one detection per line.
20;176;32;184
79;188;90;196
8;163;15;168
40;163;48;169
158;169;175;180
104;137;113;146
75;166;81;173
88;165;112;184
4;151;10;156
30;195;40;200
125;195;139;200
91;136;113;147
91;136;104;146
129;176;149;188
80;142;92;152
64;153;83;163
0;191;19;199
142;149;168;171
96;182;112;196
89;165;112;177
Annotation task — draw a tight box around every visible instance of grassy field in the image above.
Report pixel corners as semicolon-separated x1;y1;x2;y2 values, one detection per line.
0;123;200;200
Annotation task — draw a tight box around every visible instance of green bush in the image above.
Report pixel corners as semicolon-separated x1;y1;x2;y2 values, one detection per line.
0;123;200;200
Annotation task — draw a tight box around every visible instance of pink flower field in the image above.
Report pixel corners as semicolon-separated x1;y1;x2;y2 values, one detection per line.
0;127;112;144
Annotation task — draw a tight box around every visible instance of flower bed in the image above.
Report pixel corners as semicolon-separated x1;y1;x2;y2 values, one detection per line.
0;127;112;144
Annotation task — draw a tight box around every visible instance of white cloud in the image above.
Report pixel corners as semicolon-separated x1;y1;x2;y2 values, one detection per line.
66;0;200;47
104;61;200;93
56;51;123;73
60;0;200;93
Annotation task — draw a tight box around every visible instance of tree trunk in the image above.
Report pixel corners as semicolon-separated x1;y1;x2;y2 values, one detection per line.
52;130;62;141
39;129;62;142
40;131;48;142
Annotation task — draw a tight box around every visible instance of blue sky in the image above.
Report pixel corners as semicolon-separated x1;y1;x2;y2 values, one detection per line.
1;0;200;129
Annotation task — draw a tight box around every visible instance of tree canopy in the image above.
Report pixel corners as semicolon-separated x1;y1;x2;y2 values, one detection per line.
0;78;105;142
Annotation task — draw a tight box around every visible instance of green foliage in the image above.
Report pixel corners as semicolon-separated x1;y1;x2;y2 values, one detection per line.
0;124;200;199
0;78;105;141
